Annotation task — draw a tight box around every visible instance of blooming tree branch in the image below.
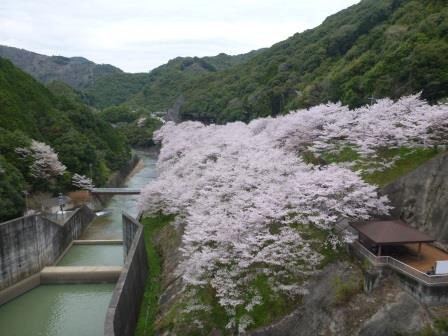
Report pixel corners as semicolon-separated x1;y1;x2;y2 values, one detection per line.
72;173;94;190
16;140;66;179
138;94;447;331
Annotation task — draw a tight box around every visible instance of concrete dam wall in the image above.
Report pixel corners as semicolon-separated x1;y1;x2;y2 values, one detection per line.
0;205;95;290
105;213;149;336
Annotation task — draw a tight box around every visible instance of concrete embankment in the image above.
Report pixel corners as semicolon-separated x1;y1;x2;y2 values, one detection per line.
382;151;448;249
104;213;149;336
0;266;122;306
0;205;95;291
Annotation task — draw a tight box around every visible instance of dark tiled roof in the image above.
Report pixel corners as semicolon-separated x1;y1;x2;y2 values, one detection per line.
350;219;435;244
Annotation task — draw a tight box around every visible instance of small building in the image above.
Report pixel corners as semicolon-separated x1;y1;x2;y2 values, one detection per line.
350;219;448;291
351;219;434;258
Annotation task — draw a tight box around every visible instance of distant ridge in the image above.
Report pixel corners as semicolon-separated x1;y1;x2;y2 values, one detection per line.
0;45;122;90
0;45;263;109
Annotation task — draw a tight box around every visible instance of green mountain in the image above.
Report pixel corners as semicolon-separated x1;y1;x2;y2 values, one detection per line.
0;45;123;90
0;57;130;220
0;45;263;111
3;0;446;124
176;0;448;123
63;50;263;111
83;72;152;109
125;50;263;114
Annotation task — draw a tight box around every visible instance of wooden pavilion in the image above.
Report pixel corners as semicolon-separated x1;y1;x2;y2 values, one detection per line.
350;219;435;257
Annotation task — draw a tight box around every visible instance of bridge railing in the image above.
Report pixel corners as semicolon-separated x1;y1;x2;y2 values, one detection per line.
91;188;141;195
352;240;448;286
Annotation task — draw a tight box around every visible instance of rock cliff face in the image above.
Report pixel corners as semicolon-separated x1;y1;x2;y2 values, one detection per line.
382;151;448;247
249;262;433;336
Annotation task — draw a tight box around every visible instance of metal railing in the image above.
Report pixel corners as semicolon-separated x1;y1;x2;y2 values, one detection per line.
352;240;448;286
91;188;141;195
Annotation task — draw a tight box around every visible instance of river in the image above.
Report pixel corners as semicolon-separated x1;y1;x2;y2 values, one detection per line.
0;150;158;336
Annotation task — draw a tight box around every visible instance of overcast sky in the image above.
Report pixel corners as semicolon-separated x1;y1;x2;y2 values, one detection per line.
0;0;359;73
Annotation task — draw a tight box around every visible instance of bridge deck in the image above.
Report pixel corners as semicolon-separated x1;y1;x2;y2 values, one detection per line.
91;188;141;195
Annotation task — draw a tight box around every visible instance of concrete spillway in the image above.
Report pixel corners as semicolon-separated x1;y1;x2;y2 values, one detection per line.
0;284;115;336
40;266;123;283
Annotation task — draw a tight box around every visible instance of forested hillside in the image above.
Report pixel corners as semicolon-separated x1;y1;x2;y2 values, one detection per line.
3;0;447;125
0;45;262;111
0;58;130;220
178;0;448;123
0;45;122;90
124;50;264;112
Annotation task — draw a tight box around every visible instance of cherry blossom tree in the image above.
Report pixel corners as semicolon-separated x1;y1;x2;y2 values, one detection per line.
16;140;66;179
138;94;447;332
72;173;94;190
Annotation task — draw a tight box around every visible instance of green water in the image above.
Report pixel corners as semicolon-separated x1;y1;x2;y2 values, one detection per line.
82;151;158;240
0;284;115;336
57;245;124;266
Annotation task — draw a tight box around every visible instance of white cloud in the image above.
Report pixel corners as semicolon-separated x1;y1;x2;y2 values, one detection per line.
0;0;359;72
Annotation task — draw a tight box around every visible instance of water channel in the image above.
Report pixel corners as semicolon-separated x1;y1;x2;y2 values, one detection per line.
0;150;158;336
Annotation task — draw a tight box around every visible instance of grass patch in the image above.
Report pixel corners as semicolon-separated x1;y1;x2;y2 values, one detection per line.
244;274;300;330
332;275;362;306
303;146;442;187
362;147;441;187
135;213;176;336
321;146;360;163
176;274;301;335
173;285;230;335
294;223;348;267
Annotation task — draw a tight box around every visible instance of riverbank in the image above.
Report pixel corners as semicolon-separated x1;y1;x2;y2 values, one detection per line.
135;214;177;336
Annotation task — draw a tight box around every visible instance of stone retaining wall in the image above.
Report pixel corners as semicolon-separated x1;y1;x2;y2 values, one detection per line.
382;151;448;247
104;213;148;336
0;205;95;291
396;271;448;305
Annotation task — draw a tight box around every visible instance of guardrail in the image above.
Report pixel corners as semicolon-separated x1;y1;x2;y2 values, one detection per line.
352;240;448;286
91;188;141;195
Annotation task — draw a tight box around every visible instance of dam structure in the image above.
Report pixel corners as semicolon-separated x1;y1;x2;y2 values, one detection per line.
0;151;157;336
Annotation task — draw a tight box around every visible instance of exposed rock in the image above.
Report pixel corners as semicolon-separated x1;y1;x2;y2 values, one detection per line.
166;95;185;123
382;151;448;248
250;262;433;336
358;292;430;336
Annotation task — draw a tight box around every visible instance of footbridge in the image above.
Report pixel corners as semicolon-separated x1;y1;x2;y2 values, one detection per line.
90;188;141;195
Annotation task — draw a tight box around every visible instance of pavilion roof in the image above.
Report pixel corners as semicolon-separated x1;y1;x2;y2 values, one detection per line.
350;219;435;245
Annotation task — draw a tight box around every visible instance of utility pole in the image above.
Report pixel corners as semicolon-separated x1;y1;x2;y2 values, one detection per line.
23;190;29;215
89;163;93;180
368;95;377;106
58;192;65;215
